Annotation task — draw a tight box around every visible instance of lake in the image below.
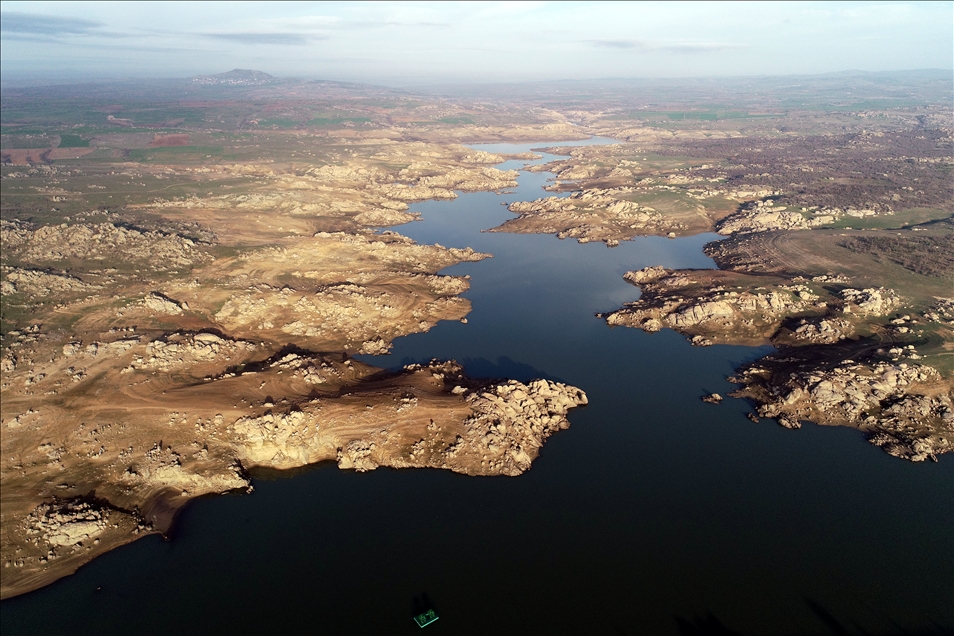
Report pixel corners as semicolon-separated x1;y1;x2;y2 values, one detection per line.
2;139;951;635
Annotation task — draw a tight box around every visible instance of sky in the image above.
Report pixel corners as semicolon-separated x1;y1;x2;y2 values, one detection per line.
1;1;951;85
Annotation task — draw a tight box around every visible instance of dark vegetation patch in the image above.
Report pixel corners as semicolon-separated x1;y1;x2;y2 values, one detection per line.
149;134;189;147
839;234;954;278
57;134;90;148
631;111;778;121
113;215;217;244
126;145;224;160
655;129;954;213
1;134;53;149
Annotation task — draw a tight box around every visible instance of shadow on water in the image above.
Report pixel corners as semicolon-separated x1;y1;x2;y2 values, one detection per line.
666;597;954;636
411;591;439;617
797;597;954;636
246;459;340;482
383;355;566;385
458;355;569;384
674;613;744;636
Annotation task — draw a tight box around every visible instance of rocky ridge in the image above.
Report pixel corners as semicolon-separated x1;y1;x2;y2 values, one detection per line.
0;139;585;600
1;220;207;271
732;357;952;461
715;200;890;235
1;267;101;297
230;361;587;476
491;188;678;245
604;266;854;345
600;221;953;461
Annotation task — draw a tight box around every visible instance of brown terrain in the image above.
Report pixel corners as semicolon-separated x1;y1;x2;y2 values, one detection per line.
2;149;51;165
468;88;953;463
150;134;190;147
488;126;953;245
0;87;592;598
1;71;951;599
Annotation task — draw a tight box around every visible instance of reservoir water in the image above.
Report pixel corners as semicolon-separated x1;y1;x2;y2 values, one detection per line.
2;140;952;635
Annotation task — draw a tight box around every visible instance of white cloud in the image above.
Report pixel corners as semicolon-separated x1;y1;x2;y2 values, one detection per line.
0;1;950;83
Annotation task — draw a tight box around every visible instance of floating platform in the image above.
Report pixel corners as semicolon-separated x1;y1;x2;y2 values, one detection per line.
413;609;439;628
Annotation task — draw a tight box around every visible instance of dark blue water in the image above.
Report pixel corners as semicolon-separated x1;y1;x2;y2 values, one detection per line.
2;140;951;635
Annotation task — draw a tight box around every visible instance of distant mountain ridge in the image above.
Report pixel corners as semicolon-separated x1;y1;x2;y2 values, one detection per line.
190;69;275;86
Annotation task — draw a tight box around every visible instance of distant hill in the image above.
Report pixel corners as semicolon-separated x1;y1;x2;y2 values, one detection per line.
190;69;275;86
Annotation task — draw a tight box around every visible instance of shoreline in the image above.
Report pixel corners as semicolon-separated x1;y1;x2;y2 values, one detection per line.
601;222;953;461
1;133;595;600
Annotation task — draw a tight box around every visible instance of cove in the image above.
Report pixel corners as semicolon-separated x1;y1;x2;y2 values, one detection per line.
2;140;951;636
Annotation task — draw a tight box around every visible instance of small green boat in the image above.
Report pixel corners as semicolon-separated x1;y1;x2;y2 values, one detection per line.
413;608;439;628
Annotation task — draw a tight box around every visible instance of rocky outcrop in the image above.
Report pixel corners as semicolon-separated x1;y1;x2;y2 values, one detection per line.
492;188;677;244
415;166;518;192
623;266;669;285
213;280;469;349
24;500;112;549
306;164;382;183
604;266;913;352
143;291;187;314
1;220;207;271
119;444;249;498
924;298;954;324
377;183;458;201
716;201;812;235
127;333;256;372
790;317;852;344
840;287;900;316
454;378;588;476
716;200;893;236
1;267;100;297
4;496;142;588
228;361;588;477
732;358;952;461
461;150;505;164
353;208;419;226
605;267;816;344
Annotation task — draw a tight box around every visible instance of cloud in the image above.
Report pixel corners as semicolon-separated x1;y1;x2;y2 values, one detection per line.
201;32;324;45
659;42;746;54
590;39;649;50
0;11;103;35
588;39;745;54
267;15;448;31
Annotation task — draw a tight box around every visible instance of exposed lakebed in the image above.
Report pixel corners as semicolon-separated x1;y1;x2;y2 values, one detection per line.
2;140;951;635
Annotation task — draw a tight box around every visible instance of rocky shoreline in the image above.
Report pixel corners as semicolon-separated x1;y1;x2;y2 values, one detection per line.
1;354;586;599
601;222;954;461
0;133;591;600
731;353;951;461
